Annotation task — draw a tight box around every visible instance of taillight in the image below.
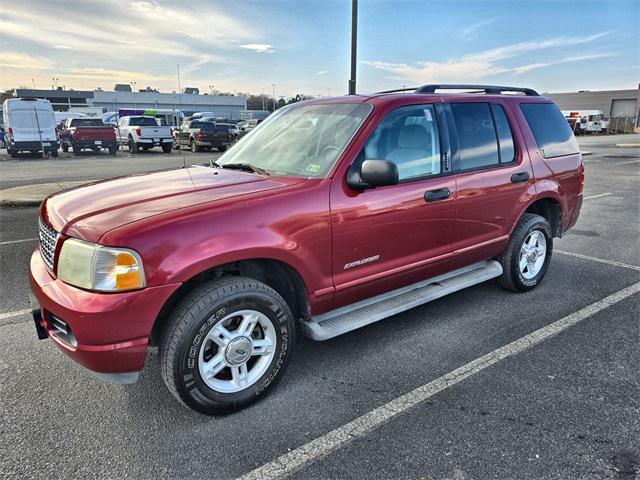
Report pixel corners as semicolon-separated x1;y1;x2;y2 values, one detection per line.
578;162;585;194
7;127;13;139
197;129;203;140
135;127;141;136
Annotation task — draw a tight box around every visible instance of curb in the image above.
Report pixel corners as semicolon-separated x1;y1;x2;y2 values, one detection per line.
0;181;93;208
615;144;640;148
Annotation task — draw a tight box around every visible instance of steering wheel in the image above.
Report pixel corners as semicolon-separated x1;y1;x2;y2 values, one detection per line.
320;145;340;161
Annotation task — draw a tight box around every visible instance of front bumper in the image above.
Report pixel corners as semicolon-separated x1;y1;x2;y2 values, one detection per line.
29;250;180;381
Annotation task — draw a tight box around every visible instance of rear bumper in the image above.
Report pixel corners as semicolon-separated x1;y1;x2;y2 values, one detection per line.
565;194;583;232
28;250;181;379
70;140;117;149
9;140;59;152
137;138;173;145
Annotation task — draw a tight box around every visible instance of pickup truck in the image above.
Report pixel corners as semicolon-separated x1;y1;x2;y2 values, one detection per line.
30;84;583;415
173;120;233;152
59;118;118;155
116;116;172;153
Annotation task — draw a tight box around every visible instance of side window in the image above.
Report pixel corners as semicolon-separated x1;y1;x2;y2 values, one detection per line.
451;103;499;170
491;104;515;163
520;103;579;158
364;104;441;181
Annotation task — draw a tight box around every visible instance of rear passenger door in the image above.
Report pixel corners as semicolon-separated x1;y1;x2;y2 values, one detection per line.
446;101;534;267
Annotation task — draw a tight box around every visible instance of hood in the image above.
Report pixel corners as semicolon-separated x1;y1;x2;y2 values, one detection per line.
44;167;301;242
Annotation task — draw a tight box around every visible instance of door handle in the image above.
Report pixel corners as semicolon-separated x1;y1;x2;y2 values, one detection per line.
424;188;450;202
511;172;530;184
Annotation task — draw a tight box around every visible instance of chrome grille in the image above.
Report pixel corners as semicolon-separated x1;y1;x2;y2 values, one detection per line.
38;218;59;269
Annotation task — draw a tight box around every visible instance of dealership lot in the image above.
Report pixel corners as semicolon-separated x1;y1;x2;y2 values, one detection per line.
0;137;638;479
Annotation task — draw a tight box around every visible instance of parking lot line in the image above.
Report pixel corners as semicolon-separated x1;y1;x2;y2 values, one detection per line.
556;250;640;271
615;159;640;166
583;192;613;201
0;237;38;246
0;309;31;321
236;281;640;480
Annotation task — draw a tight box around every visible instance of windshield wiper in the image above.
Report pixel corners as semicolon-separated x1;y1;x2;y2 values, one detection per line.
211;161;269;176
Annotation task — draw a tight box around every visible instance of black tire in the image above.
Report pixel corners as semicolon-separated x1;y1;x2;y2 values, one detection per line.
72;145;81;155
162;143;172;154
128;137;139;154
160;277;295;415
108;145;117;155
218;145;227;152
50;149;58;158
61;144;69;153
8;148;18;158
498;213;553;292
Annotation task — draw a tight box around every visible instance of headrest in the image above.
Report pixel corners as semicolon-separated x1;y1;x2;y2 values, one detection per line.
398;124;429;149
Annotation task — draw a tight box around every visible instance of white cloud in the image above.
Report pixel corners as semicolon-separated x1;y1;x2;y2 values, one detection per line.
316;70;327;76
0;53;53;70
459;18;499;40
364;33;613;84
239;43;274;54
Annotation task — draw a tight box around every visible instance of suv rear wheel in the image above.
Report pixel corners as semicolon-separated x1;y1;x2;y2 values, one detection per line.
498;213;553;292
160;277;295;415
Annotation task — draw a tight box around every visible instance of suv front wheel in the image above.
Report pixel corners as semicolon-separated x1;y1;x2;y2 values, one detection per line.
160;277;295;415
498;213;553;292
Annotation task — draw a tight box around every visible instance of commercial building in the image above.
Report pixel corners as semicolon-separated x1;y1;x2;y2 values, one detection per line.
546;87;640;132
13;87;247;119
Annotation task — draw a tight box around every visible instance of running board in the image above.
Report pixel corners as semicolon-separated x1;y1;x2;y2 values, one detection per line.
301;260;503;341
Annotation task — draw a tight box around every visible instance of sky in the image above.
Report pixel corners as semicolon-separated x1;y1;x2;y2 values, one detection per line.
0;0;638;97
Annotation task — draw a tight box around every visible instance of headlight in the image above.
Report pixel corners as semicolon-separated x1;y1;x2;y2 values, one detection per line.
57;238;146;292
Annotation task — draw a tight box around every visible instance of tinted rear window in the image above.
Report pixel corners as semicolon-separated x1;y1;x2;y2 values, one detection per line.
451;103;499;170
128;117;158;126
520;103;579;158
491;104;515;163
70;118;104;127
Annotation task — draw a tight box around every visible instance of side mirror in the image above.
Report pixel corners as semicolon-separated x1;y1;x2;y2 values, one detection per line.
347;159;399;190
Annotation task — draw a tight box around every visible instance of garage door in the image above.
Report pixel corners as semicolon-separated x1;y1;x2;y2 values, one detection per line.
610;98;638;117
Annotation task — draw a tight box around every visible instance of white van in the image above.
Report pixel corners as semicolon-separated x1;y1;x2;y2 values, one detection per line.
3;98;59;157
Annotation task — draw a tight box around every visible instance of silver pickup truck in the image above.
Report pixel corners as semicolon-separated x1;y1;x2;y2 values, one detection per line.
116;116;173;153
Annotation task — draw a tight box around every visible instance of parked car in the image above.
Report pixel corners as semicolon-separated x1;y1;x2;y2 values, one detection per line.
30;84;583;415
3;98;59;157
174;119;234;152
59;118;118;155
116;116;172;153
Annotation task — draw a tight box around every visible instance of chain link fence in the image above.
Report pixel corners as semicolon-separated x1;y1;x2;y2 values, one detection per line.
606;116;639;134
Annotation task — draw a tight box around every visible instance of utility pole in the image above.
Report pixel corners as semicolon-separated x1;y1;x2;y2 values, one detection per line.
348;0;358;95
272;84;276;111
262;88;265;110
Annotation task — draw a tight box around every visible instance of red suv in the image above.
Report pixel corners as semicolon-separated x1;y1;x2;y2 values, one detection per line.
30;85;584;414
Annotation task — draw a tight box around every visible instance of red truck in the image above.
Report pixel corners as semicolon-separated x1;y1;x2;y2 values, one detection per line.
30;85;583;414
59;118;118;155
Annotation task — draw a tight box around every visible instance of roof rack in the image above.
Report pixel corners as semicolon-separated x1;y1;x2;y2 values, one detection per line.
415;84;539;96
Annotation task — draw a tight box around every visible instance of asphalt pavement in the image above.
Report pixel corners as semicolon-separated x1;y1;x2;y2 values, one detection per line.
0;136;638;479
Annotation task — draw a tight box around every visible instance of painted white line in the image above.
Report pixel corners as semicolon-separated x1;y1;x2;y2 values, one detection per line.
0;309;31;321
615;159;640;166
237;281;640;480
0;237;38;246
583;192;612;201
556;250;640;272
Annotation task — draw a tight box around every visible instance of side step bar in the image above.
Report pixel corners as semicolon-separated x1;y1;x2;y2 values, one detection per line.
300;260;503;341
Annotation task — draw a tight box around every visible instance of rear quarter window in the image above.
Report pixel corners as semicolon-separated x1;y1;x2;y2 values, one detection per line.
520;103;579;158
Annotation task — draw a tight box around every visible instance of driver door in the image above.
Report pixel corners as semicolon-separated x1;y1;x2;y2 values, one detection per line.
330;104;456;309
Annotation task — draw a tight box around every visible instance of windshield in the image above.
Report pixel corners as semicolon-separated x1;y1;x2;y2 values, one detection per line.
216;102;372;178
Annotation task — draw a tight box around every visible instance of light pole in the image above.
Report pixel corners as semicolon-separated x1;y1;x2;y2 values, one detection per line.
272;84;276;111
348;0;358;95
130;81;137;108
262;88;265;111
